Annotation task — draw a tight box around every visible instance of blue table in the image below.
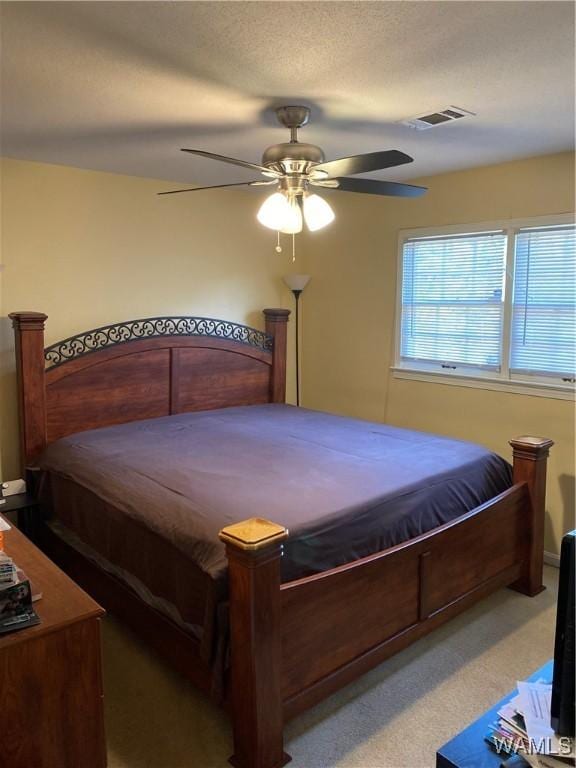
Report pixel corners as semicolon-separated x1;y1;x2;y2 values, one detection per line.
436;660;553;768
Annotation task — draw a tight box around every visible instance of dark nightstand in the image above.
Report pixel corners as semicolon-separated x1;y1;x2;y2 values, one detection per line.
0;493;40;538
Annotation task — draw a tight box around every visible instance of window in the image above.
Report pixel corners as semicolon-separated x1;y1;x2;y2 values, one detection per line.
511;226;575;379
401;232;506;371
395;216;575;398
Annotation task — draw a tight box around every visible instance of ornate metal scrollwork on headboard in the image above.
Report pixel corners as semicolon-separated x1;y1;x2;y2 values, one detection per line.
44;316;273;370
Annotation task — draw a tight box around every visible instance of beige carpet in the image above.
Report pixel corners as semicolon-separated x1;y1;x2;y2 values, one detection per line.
104;566;558;768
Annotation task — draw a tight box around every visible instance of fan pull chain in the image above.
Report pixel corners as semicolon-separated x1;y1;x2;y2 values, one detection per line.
273;232;296;263
275;232;282;253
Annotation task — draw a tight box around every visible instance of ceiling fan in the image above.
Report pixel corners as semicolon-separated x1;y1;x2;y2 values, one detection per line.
159;105;427;233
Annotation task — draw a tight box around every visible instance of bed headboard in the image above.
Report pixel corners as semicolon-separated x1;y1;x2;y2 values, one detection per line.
10;308;290;469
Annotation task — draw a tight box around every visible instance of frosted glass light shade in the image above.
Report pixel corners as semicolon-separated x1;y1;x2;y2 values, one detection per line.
283;274;311;292
280;196;303;234
257;193;289;230
303;194;335;232
257;192;302;234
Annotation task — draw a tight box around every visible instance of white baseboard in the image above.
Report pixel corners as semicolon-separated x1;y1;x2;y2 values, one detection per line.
544;550;560;568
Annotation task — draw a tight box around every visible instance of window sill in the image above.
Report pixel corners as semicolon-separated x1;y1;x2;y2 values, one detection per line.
391;367;575;401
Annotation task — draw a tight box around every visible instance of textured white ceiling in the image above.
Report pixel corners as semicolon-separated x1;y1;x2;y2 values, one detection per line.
1;1;574;188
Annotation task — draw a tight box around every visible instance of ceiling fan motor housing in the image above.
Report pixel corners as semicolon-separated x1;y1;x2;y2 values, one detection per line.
262;142;325;175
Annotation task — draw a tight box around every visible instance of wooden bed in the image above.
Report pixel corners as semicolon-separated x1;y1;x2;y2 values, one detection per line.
10;309;553;768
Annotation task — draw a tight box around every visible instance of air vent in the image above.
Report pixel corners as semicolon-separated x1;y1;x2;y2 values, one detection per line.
401;106;476;131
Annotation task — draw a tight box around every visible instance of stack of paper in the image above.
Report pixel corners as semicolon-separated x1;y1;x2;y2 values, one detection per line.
0;573;40;634
0;525;41;635
486;679;575;767
0;551;17;587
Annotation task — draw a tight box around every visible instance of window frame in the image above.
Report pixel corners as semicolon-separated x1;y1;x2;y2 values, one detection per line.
393;213;576;401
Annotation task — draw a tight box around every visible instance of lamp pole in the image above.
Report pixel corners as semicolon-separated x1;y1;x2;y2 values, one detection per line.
292;289;302;407
282;275;310;407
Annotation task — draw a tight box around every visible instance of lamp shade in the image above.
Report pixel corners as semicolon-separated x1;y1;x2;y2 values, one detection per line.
283;274;311;292
303;194;335;232
280;196;303;235
257;192;302;234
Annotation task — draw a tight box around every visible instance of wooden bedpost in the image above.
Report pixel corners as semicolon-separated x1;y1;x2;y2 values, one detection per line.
509;436;554;597
9;312;48;469
263;309;290;404
219;518;290;768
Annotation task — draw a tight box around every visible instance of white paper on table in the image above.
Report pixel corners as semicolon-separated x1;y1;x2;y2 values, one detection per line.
517;681;575;758
0;517;11;532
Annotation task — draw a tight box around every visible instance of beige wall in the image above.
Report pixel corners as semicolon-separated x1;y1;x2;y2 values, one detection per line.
1;153;574;555
0;157;299;478
302;151;575;555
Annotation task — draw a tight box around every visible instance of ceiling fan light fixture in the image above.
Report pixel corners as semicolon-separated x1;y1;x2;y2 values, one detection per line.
281;195;303;235
257;192;302;234
303;193;335;232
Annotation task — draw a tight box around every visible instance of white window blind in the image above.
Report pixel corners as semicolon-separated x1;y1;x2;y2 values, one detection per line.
400;232;507;370
511;225;576;379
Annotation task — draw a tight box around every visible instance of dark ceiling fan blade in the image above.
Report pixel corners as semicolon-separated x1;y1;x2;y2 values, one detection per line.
312;150;413;178
158;180;276;196
330;177;427;197
181;149;281;177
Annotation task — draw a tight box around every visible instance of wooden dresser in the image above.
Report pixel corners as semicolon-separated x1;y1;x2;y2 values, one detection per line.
0;515;106;768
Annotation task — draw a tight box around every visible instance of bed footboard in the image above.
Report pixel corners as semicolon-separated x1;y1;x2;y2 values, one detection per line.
221;436;551;768
280;485;526;718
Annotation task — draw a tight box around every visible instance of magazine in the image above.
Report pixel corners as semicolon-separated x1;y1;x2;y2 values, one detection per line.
0;577;40;634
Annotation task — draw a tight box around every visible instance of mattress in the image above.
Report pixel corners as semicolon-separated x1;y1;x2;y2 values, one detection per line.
40;404;512;644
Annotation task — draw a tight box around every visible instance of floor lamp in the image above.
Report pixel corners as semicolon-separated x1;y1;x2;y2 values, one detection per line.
282;274;310;407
